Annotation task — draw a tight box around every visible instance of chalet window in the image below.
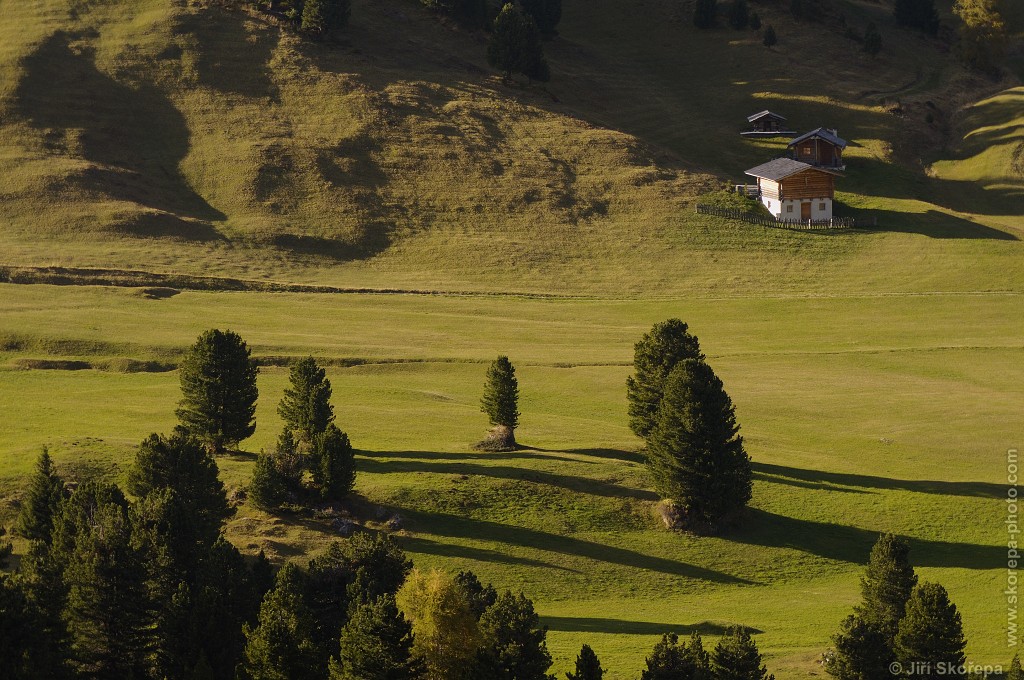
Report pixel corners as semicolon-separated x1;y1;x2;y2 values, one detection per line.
766;200;771;208
786;205;793;213
819;203;826;211
802;146;812;155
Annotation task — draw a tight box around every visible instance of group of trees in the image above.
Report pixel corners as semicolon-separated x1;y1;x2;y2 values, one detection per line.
251;0;351;37
953;0;1008;75
626;320;752;532
640;628;773;680
693;1;776;49
487;3;551;83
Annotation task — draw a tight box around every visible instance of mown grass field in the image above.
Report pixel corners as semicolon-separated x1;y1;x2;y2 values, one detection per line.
0;283;1019;678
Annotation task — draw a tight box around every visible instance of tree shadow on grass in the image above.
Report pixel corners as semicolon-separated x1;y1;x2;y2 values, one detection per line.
541;616;762;636
753;462;1004;499
398;507;752;584
361;449;588;465
358;458;658;501
734;508;1001;570
400;535;577;572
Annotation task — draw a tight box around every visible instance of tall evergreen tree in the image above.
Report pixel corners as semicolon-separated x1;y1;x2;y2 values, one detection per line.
474;590;554;679
488;4;550;83
693;0;718;28
278;356;335;445
566;643;604;680
894;583;966;680
856;533;917;643
17;448;65;543
710;627;773;680
626;319;704;440
397;568;480;680
824;613;892;680
329;595;425;680
176;329;259;453
480;355;521;448
243;563;319;680
640;632;707;680
15;542;71;679
645;359;751;530
762;25;777;48
310;423;356;501
0;573;59;680
893;0;939;34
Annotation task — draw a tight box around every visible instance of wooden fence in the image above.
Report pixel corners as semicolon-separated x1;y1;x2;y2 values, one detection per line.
695;204;872;230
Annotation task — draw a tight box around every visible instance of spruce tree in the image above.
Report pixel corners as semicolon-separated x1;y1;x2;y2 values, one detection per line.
762;25;777;48
693;0;718;28
17;448;65;543
894;583;966;680
243;563;319;680
0;574;56;680
728;0;749;29
310;423;356;501
626;319;704;440
329;595;425;680
645;359;751;530
480;355;521;449
278;356;335;445
15;542;71;679
641;633;707;680
455;570;498;620
856;533;917;643
567;643;604;680
474;591;554;679
249;452;290;511
176;329;259;453
825;614;892;680
488;4;550;83
710;627;773;680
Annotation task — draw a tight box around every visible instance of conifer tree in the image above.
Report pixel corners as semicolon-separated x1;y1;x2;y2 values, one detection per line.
566;643;604;680
856;533;917;643
397;568;480;680
17;448;65;543
0;574;57;680
278;356;335;445
177;329;259;453
693;0;718;28
894;583;966;680
710;627;773;680
825;613;892;680
474;591;555;679
480;355;521;449
645;359;751;530
488;4;550;83
455;570;498;620
762;25;777;48
249;452;290;511
626;319;704;440
310;423;356;501
329;594;425;680
15;542;71;679
1007;653;1022;680
243;563;319;680
641;632;707;680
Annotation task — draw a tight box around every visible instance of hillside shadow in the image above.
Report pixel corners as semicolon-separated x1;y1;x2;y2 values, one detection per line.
541;616;761;636
14;32;225;237
175;7;280;98
401;508;751;584
361;449;594;465
734;508;1002;570
848;207;1018;240
359;458;658;501
401;535;577;571
753;462;1005;499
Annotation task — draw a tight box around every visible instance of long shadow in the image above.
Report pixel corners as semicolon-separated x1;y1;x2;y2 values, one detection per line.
358;458;658;501
399;507;751;584
400;535;577;572
14;32;226;238
361;449;596;466
564;448;646;465
753;462;1005;499
735;508;1002;570
175;7;280;98
541;616;762;636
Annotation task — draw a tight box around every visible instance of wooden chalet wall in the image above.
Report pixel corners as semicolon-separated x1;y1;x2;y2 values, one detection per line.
792;138;842;167
779;168;835;199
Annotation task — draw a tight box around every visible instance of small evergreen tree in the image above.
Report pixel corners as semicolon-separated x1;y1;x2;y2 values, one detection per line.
641;632;707;680
278;356;335;446
567;643;604;680
397;568;480;680
856;533;917;643
893;0;939;35
480;355;521;449
894;583;966;680
749;11;761;30
762;25;777;48
176;329;259;453
329;595;425;680
310;423;356;501
626;319;704;440
645;359;751;530
488;4;550;83
728;0;749;29
693;0;718;28
249;452;290;511
862;22;882;56
474;591;554;679
455;570;498;620
710;627;773;680
242;563;319;680
825;614;892;680
17;448;65;543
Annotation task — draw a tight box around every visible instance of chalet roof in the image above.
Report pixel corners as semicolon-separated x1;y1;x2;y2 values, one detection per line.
788;127;847;148
747;110;786;123
744;158;815;181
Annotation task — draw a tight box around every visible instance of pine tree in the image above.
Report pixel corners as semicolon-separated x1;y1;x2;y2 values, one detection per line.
894;583;966;680
856;533;917;643
893;0;939;35
728;0;749;29
762;25;777;48
566;643;604;680
626;319;704;440
0;573;57;680
249;452;290;511
825;614;892;680
310;423;356;501
693;0;718;28
640;632;707;680
15;542;71;679
862;22;882;56
397;568;480;680
329;595;425;680
455;570;498;620
128;428;232;548
488;4;550;83
278;356;335;445
710;627;773;680
645;359;751;530
480;355;521;447
176;329;259;453
474;590;554;679
17;448;65;543
243;563;319;680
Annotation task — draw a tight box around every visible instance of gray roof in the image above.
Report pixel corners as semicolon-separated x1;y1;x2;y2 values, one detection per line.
747;110;786;123
744;158;814;181
788;127;847;148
